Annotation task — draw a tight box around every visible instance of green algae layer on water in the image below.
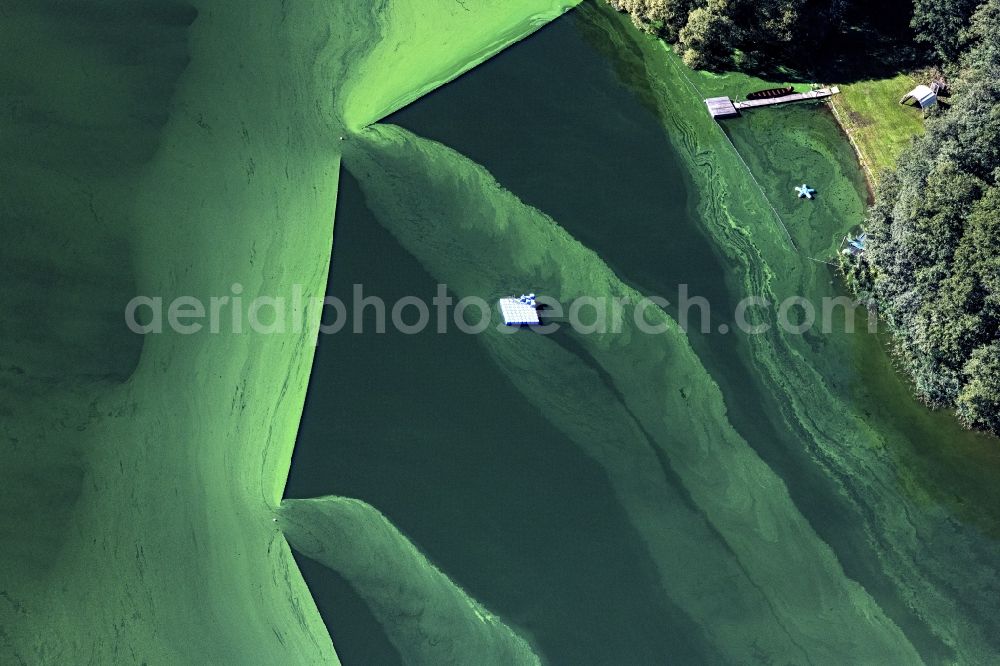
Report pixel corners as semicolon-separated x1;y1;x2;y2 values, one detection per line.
339;122;919;664
286;166;720;664
2;1;343;661
338;0;580;129
293;2;1000;663
280;497;541;666
631;10;1000;662
0;0;581;663
6;0;1000;662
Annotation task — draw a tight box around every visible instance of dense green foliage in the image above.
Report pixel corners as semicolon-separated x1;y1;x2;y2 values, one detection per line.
853;0;1000;433
911;0;982;64
606;0;698;42
606;0;914;71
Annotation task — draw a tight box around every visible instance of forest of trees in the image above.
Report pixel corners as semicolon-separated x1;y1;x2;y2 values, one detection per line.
609;0;1000;435
855;0;1000;433
607;0;813;69
606;0;979;72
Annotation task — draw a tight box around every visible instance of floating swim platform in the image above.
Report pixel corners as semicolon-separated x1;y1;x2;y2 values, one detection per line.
499;294;541;326
705;96;739;119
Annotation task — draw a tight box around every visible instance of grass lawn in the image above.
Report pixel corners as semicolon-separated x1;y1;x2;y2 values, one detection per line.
829;73;927;186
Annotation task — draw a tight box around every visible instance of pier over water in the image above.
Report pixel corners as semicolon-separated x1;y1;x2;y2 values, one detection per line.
705;86;841;119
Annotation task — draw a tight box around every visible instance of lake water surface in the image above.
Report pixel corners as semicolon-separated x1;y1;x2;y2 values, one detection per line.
287;3;1000;662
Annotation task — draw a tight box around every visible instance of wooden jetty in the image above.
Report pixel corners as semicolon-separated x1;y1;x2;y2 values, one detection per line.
705;86;840;119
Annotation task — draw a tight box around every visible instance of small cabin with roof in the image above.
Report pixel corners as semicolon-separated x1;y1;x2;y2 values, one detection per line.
900;84;937;109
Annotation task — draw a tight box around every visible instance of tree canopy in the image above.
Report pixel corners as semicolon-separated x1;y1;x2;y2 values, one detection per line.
911;0;982;64
852;0;1000;434
606;0;917;73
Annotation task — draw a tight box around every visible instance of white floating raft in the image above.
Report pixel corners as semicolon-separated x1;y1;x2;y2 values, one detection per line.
499;294;541;326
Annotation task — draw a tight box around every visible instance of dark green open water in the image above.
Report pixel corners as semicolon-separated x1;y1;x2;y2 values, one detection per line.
287;3;1000;663
287;167;716;663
